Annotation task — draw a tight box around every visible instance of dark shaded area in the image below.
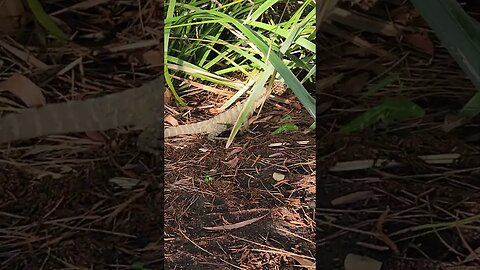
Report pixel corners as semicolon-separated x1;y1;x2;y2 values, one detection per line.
317;1;480;269
0;1;163;269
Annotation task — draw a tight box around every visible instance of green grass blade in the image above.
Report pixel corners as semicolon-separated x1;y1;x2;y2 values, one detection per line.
177;6;315;119
339;98;425;134
165;0;185;105
27;0;69;41
248;21;315;52
364;74;401;97
226;65;275;148
244;0;278;24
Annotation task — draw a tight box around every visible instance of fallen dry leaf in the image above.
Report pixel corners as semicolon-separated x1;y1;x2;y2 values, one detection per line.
273;172;285;181
291;254;315;268
142;50;162;67
85;130;106;142
109;177;141;190
203;213;268;231
225;156;239;168
391;6;420;25
331;191;374;206
292;101;302;110
344;253;382;270
404;32;434;55
0;0;25;36
165;115;178;126
0;73;46;107
164;87;173;104
226;147;243;159
339;72;370;94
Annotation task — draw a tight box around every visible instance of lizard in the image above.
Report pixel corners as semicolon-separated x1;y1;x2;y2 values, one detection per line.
0;77;163;155
164;96;265;140
164;71;270;140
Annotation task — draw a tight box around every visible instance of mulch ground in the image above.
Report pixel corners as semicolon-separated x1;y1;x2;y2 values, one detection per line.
0;1;163;269
164;99;316;269
317;1;480;269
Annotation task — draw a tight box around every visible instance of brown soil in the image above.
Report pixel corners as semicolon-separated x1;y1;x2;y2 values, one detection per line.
317;1;480;269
